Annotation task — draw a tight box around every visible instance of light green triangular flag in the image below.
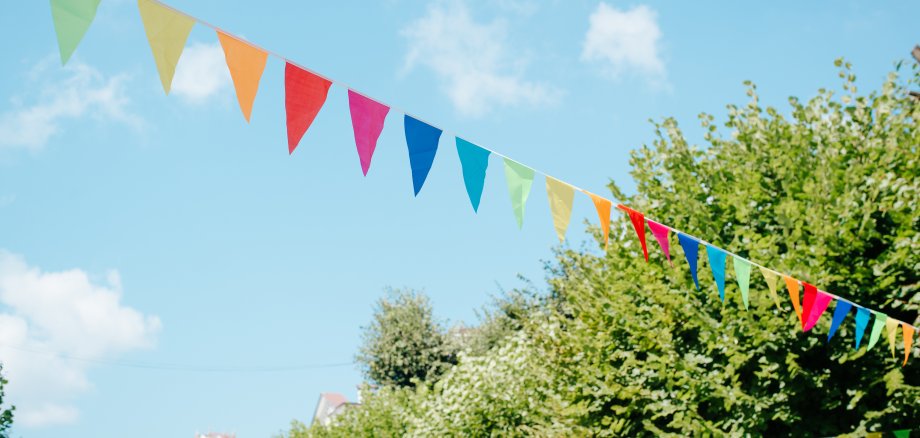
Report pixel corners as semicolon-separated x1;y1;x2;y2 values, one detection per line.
50;0;102;65
502;158;534;229
867;311;887;351
137;0;195;94
733;256;751;309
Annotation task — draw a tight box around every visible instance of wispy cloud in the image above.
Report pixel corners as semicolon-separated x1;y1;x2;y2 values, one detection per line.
170;41;232;103
581;3;667;87
0;57;142;151
0;251;161;427
401;0;559;117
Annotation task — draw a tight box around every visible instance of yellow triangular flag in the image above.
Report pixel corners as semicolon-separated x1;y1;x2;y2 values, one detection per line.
759;267;782;310
137;0;195;94
886;318;900;358
217;31;268;122
544;177;574;243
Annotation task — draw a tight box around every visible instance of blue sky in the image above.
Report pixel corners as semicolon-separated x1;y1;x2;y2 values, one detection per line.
0;0;915;436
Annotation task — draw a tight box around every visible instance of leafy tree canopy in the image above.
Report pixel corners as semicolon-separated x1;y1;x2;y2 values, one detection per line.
287;58;919;437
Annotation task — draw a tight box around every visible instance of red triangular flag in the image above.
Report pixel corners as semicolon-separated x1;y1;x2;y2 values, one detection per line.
618;205;648;261
285;62;332;154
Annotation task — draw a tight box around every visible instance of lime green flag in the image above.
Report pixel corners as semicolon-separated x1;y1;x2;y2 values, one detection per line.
867;311;886;351
50;0;102;65
733;256;752;309
503;158;534;229
137;0;195;94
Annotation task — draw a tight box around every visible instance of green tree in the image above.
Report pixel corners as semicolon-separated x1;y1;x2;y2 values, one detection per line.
356;289;455;388
286;59;919;437
540;58;919;435
0;366;14;437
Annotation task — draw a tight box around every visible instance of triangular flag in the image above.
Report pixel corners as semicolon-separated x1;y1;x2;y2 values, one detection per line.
827;300;852;341
867;311;887;351
733;257;752;309
545;177;574;242
705;245;727;301
404;115;442;195
784;276;803;325
867;433;883;438
886;318;900;358
892;430;911;438
455;138;490;212
618;205;648;261
677;233;700;290
138;0;196;94
647;220;671;266
586;193;612;250
759;268;782;310
902;323;915;366
854;306;870;349
285;63;332;154
217;31;268;122
50;0;101;65
348;91;389;176
502;159;534;229
802;287;832;332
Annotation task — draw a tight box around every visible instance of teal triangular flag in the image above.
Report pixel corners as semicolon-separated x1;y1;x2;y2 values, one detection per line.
455;138;490;212
706;245;727;301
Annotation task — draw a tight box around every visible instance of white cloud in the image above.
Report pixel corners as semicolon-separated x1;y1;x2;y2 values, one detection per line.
170;42;232;103
581;3;667;85
401;0;559;117
0;251;161;427
0;57;141;151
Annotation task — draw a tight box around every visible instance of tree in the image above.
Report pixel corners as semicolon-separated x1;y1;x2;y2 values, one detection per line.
0;366;14;437
287;59;919;436
540;58;919;435
356;289;455;388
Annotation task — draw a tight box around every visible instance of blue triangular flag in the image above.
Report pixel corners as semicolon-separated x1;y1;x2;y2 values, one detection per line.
705;245;727;301
404;115;442;196
677;233;700;290
455;138;490;212
827;300;852;342
854;306;870;349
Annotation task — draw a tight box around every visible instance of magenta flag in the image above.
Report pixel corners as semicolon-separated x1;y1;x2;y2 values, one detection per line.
803;289;833;332
647;220;671;266
348;90;390;176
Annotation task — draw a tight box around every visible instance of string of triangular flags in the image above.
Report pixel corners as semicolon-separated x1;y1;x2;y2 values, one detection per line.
49;0;917;365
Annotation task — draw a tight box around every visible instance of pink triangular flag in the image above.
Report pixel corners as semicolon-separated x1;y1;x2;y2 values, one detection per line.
803;290;833;332
348;90;389;176
646;220;671;266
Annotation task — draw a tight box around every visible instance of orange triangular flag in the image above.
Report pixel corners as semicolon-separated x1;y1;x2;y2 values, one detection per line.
902;323;915;367
217;31;268;122
784;276;803;325
586;192;612;250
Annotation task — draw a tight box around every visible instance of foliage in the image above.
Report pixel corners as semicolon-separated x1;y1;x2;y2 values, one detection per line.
0;366;13;437
356;288;455;388
286;59;919;436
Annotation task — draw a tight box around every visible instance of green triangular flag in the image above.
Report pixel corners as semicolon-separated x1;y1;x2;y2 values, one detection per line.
137;0;195;94
867;311;887;351
733;256;752;309
50;0;102;65
502;158;534;229
892;429;910;438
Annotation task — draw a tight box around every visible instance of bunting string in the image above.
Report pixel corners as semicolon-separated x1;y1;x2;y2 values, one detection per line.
48;0;918;365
